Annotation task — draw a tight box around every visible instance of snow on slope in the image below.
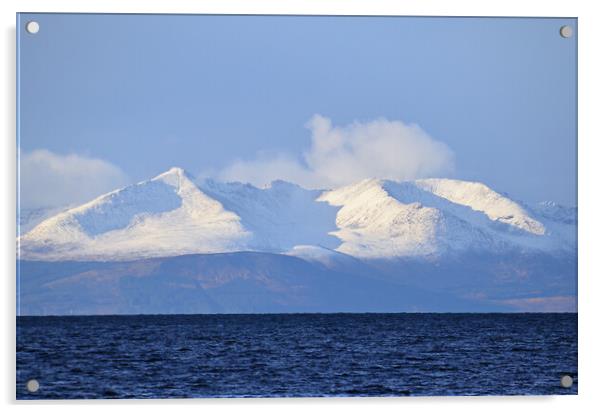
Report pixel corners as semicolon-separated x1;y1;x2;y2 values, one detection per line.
318;179;490;257
18;167;576;261
19;168;250;260
526;201;577;251
200;179;339;251
531;201;577;225
414;179;545;235
18;206;70;235
318;178;573;258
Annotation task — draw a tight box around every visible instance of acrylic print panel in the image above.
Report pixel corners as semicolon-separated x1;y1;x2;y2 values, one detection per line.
16;13;577;399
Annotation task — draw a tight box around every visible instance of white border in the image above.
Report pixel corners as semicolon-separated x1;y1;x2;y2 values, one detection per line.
2;1;601;412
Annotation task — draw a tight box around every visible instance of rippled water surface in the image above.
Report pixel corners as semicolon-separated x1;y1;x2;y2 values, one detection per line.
17;313;577;399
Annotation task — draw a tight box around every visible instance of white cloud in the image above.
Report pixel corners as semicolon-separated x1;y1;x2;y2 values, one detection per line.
19;149;130;209
218;153;314;187
218;115;455;189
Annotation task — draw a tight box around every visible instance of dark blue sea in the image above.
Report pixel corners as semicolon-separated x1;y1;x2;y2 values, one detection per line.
16;313;577;399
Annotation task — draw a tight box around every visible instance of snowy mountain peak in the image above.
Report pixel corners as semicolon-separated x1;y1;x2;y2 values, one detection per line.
318;178;570;258
19;167;249;260
151;166;194;188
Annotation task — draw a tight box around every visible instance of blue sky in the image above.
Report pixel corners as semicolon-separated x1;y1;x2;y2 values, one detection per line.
18;14;577;208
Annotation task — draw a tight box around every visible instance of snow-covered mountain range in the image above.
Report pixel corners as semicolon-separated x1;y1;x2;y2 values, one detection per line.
18;168;576;261
18;167;576;262
16;167;577;314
